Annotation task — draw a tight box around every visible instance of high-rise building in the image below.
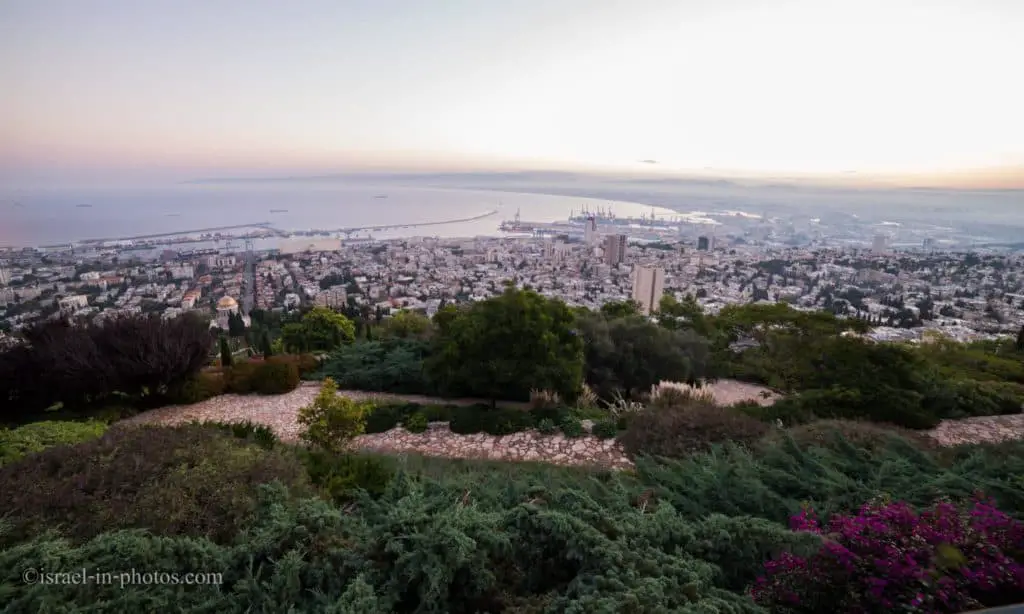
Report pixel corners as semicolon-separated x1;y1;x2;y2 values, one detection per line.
631;266;665;316
604;234;627;265
697;236;710;251
0;267;9;286
584;216;598;245
872;234;888;253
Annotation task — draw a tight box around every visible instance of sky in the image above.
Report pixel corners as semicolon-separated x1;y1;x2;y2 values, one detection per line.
1;0;1023;187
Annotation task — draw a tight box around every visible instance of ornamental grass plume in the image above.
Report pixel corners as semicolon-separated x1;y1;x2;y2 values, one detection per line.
751;494;1024;613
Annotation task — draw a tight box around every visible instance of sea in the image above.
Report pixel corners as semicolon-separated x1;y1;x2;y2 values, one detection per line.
0;183;676;249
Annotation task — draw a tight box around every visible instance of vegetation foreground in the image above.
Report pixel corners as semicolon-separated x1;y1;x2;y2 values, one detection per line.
0;417;1022;613
3;289;1024;611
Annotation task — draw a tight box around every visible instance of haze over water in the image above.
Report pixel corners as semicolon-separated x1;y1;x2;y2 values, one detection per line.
0;183;677;247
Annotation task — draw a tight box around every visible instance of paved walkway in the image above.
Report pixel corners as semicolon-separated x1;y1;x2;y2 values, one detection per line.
120;382;1024;469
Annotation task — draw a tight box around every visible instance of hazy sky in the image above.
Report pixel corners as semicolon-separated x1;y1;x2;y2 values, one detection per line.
2;0;1022;185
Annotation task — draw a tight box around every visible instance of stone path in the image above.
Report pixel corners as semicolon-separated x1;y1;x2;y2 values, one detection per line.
120;381;1024;469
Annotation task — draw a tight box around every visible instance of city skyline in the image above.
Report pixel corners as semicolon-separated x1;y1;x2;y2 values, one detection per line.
2;0;1022;188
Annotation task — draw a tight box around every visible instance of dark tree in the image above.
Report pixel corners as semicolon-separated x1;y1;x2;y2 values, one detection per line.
260;331;274;358
0;313;213;420
228;311;246;337
219;336;233;367
1017;325;1024;352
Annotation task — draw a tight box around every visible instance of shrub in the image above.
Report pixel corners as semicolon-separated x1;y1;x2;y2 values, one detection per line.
0;420;107;466
449;405;535;436
0;424;310;545
592;419;618;439
197;419;279;449
619;402;770;460
752;497;1024;612
925;379;1024;419
169;370;226;404
536;418;558;434
758;387;940;430
364;401;418;434
649;383;715;408
529;389;562;410
299;449;396;501
404;412;429;433
559;416;585;438
529;404;570;426
422;403;455;423
225;361;259;394
318;339;433;395
298;378;374;452
762;419;939;453
252;359;300;395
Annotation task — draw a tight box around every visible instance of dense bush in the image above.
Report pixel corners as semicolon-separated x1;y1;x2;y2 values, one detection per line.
559;416;585;438
299;449;396;501
252;358;301;395
0;424;310;545
619;401;770;460
591;419;619;439
0;313;213;419
224;361;259;394
197;419;280;449
364;401;420;434
298;378;374;452
752;497;1024;612
925;378;1024;419
403;412;428;433
0;420;107;466
317;339;434;394
760;419;939;454
764;387;940;430
170;369;227;404
536;418;557;434
448;404;536;436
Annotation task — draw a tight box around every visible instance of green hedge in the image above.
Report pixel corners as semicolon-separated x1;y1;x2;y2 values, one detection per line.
0;420;108;466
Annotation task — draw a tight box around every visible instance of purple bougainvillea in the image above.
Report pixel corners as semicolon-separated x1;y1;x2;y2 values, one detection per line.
751;495;1024;613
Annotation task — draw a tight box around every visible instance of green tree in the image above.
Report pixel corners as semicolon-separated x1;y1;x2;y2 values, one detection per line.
659;294;712;336
227;311;246;337
281;307;356;353
579;313;710;398
260;331;274;358
1017;325;1024;352
219;336;233;367
381;310;432;339
600;300;641;319
297;377;373;452
426;287;584;404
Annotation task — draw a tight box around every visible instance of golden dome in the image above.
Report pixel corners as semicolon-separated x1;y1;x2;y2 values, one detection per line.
217;296;238;309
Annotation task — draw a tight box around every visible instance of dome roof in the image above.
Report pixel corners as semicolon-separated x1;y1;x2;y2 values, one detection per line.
217;296;238;309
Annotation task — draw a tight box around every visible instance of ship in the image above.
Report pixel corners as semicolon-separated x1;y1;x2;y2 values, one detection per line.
76;204;93;208
269;209;289;213
374;195;388;199
498;208;539;232
568;205;616;224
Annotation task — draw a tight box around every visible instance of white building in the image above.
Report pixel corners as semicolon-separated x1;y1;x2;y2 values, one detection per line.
207;255;237;268
170;265;195;280
278;238;340;255
212;295;249;331
315;287;348;308
872;234;888;253
632;266;665;316
0;287;14;306
58;294;90;312
0;267;9;286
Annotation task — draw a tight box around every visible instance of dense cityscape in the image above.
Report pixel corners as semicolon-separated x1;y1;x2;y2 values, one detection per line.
3;205;1022;348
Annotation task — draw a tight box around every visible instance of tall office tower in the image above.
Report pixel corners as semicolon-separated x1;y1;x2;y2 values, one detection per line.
0;267;9;286
632;266;665;316
697;236;710;251
584;216;598;245
872;234;888;253
603;234;627;265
